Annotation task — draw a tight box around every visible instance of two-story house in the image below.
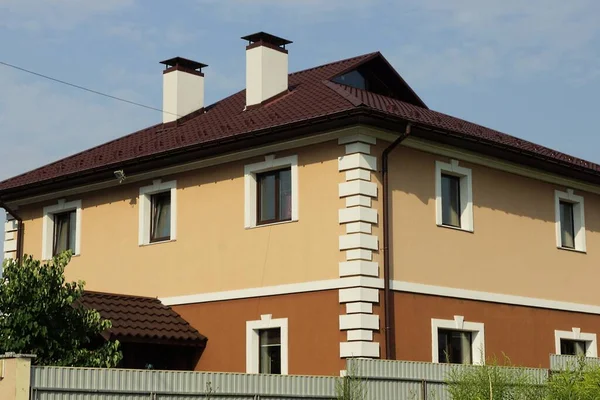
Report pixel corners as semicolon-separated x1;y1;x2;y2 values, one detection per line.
2;32;600;376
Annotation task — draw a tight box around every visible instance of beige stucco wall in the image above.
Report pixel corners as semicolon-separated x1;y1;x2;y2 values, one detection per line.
389;145;600;305
19;140;346;297
15;130;600;305
0;357;32;400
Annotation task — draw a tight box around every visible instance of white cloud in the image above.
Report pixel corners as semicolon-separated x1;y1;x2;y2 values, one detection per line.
387;0;600;87
0;0;135;31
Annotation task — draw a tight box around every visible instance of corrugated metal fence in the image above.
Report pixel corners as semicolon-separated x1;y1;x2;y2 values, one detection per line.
30;367;338;400
30;356;590;400
549;354;600;370
348;359;548;400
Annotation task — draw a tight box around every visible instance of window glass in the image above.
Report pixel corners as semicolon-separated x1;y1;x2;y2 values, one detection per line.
332;70;366;90
53;210;76;255
560;201;575;248
259;328;281;374
561;339;587;356
259;173;276;222
279;169;292;220
441;174;461;227
151;192;171;242
438;329;472;364
257;168;292;225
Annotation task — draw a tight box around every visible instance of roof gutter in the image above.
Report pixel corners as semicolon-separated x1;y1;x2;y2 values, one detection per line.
381;122;411;360
0;199;24;262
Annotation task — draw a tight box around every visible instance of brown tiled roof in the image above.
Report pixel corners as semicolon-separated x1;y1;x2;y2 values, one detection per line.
79;291;206;345
1;51;599;194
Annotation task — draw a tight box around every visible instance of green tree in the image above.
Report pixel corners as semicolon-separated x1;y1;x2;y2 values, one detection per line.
0;252;122;367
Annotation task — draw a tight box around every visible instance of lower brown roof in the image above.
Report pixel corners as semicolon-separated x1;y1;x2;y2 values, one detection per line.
79;291;206;346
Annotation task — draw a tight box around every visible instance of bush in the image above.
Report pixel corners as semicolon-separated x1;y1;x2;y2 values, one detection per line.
446;355;546;400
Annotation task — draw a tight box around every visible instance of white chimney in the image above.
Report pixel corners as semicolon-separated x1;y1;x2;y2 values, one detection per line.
242;32;292;108
160;57;208;124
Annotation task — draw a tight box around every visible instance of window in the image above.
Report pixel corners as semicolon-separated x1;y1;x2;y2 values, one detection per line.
332;70;366;90
441;174;461;227
432;316;484;364
150;192;171;242
42;199;82;260
244;155;298;228
246;314;288;374
257;168;292;225
559;201;575;248
555;328;597;357
561;339;587;356
555;189;585;252
139;180;177;245
435;160;473;231
53;210;77;255
259;328;282;374
438;329;472;364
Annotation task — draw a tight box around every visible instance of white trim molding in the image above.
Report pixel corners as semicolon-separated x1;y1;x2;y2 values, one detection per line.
392;280;600;315
554;189;586;252
435;159;473;232
161;276;384;306
555;328;598;357
42;199;82;260
138;179;177;245
246;314;289;374
432;316;485;365
244;154;299;228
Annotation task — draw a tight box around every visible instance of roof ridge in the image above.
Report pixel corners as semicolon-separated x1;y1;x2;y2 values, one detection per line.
289;51;379;77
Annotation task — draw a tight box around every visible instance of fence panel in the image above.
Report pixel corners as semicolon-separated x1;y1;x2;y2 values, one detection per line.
550;354;600;370
31;367;337;400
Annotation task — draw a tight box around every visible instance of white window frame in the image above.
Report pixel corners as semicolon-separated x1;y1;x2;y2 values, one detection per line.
246;314;289;375
139;179;177;245
431;315;485;365
555;327;597;357
435;160;473;232
244;154;299;228
42;199;82;260
555;189;586;252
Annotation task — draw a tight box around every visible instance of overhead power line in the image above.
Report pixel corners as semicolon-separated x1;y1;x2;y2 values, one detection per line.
0;60;179;117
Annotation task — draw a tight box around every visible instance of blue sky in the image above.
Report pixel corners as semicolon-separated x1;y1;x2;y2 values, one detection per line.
1;0;600;255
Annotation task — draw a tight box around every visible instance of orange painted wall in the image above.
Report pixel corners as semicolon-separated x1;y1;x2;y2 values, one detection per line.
173;290;346;376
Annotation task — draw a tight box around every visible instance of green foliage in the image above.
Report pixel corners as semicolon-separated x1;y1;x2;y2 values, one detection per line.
336;361;367;400
446;355;546;400
0;252;122;367
546;356;600;400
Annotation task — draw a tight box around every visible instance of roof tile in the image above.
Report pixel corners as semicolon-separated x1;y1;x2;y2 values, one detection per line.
79;291;206;344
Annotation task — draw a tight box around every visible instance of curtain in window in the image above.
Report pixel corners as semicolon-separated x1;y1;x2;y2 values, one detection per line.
560;201;575;248
441;175;461;227
53;214;69;255
259;329;281;374
152;194;171;240
460;332;472;364
279;169;292;220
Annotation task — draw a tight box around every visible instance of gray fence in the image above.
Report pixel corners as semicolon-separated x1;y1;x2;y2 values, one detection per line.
30;367;338;400
348;359;549;400
549;354;600;370
29;355;587;400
